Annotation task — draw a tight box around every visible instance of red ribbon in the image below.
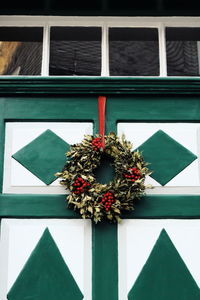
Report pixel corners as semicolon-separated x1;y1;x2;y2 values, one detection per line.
98;96;106;149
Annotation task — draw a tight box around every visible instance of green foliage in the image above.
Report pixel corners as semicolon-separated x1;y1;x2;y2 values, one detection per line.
56;133;150;223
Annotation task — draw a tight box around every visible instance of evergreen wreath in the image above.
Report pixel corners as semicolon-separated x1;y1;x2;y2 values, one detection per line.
56;132;150;223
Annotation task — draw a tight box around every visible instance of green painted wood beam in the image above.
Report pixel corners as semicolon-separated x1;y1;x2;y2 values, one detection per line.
1;194;200;218
92;223;118;300
3;96;98;120
0;194;80;217
2;77;200;95
126;195;200;218
107;96;200;121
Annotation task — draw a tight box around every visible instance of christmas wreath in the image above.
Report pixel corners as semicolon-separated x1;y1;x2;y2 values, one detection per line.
56;132;150;223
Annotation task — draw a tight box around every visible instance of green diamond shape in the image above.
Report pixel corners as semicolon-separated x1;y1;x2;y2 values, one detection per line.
137;130;197;186
12;129;70;185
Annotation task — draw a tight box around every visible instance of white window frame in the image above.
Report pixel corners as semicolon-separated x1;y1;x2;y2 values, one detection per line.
1;16;200;77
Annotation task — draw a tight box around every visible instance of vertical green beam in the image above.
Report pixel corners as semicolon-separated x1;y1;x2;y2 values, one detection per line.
92;223;118;300
0;98;5;193
92;97;118;300
105;96;117;135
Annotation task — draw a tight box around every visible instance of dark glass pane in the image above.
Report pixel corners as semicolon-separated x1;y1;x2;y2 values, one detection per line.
0;27;43;76
109;28;159;76
49;27;101;76
166;28;200;76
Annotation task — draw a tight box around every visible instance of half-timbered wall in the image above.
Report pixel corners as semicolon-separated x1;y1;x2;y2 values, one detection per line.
0;78;200;299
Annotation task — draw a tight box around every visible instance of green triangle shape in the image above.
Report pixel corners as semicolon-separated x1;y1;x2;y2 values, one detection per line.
7;228;83;300
12;129;70;185
128;229;200;300
137;130;197;185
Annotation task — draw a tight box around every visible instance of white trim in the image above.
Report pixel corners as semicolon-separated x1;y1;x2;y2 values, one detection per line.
101;23;109;76
158;23;167;76
41;24;50;76
1;16;200;25
0;16;200;30
146;187;200;194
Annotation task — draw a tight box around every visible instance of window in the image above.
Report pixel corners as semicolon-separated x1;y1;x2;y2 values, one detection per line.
0;16;200;77
0;27;43;75
109;28;159;76
166;27;200;76
49;27;101;76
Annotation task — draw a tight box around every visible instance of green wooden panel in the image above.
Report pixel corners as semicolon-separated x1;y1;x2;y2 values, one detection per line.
137;130;197;185
12;129;70;185
92;223;118;300
4;96;98;121
107;96;200;121
94;154;115;184
128;229;200;300
7;228;83;300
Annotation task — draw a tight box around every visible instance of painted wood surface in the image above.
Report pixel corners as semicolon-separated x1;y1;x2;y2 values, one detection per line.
0;219;91;300
0;83;200;300
118;123;200;190
128;229;200;300
119;220;200;299
3;122;92;193
2;77;200;94
7;229;84;300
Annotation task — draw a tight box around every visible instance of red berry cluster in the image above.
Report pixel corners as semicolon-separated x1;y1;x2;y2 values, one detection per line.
124;167;141;182
73;177;90;194
92;137;102;151
100;192;115;212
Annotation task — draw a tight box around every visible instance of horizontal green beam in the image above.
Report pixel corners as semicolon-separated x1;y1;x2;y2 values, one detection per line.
1;77;200;95
1;194;200;218
126;195;200;218
0;194;80;218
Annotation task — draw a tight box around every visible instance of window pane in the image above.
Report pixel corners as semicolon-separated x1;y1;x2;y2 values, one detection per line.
109;28;159;76
49;27;101;76
166;28;200;76
0;27;43;76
